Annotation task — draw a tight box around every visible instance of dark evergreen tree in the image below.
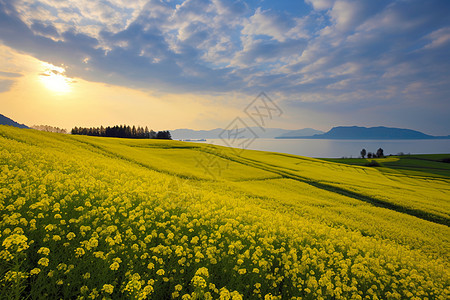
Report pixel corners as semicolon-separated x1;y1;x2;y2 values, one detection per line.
70;125;168;139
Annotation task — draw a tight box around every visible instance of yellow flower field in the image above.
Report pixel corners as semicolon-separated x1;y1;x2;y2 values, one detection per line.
0;126;449;299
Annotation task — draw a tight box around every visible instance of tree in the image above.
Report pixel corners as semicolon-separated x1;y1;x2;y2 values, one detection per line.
32;125;68;134
367;152;372;159
156;130;172;140
376;148;384;158
137;126;144;138
361;149;366;159
71;125;162;139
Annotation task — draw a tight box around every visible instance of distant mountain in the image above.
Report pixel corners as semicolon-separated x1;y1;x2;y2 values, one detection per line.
170;128;223;140
276;126;449;140
276;128;324;138
0;114;28;129
171;127;322;140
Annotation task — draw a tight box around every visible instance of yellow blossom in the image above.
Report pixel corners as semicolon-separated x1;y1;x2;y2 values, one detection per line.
75;247;85;257
38;257;49;267
110;262;120;270
156;269;165;276
102;284;114;294
37;247;50;256
30;268;41;275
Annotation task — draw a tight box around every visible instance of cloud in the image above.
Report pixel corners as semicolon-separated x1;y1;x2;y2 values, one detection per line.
329;1;387;32
0;79;14;92
0;0;449;134
423;27;450;50
234;38;307;67
16;0;149;37
30;21;60;38
241;8;300;42
0;71;22;78
305;0;335;11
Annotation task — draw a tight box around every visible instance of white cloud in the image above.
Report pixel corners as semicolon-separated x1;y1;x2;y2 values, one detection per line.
241;8;289;42
305;0;335;11
329;0;363;31
15;0;148;40
241;8;308;42
423;27;450;50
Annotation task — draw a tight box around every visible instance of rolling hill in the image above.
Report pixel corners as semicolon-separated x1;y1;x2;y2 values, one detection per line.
0;125;448;299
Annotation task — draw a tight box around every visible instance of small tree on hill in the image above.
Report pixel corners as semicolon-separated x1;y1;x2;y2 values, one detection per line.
376;148;384;158
367;152;372;159
361;149;367;159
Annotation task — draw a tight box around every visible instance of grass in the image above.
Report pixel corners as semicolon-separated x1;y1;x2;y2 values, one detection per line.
1;126;449;299
322;154;450;177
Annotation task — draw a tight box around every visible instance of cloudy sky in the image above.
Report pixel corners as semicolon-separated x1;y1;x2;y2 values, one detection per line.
0;0;449;134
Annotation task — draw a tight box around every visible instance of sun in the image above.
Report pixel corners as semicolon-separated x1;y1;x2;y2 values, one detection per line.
39;63;73;94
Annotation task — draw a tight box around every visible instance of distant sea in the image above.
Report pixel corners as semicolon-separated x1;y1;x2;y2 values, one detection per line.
197;138;450;158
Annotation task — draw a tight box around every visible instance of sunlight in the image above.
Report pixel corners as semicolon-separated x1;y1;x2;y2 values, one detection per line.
39;63;73;94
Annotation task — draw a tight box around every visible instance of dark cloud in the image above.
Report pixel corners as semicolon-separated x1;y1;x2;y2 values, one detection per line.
31;21;60;38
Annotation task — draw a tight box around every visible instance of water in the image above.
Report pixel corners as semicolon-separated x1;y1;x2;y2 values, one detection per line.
198;138;450;158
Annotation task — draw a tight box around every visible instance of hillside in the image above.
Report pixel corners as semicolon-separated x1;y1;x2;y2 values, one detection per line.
0;125;449;299
322;154;450;177
276;125;448;139
0;113;28;128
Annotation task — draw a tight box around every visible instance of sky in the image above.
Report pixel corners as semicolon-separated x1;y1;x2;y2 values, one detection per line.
0;0;449;135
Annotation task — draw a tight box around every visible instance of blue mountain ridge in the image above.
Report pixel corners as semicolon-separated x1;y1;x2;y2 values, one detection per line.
275;126;450;140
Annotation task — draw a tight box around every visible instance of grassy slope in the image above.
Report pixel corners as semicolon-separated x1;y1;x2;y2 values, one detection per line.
322;155;450;178
1;126;449;299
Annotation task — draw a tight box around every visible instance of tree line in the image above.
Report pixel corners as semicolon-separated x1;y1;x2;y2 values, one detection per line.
32;125;68;134
360;148;384;159
71;125;171;139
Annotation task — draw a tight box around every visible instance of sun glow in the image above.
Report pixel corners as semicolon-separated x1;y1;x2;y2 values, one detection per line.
39;63;73;94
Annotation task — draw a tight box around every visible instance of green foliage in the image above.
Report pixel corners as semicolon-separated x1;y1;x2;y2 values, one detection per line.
365;160;380;167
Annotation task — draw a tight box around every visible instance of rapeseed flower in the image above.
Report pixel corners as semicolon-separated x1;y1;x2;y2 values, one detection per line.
102;284;114;294
38;257;49;267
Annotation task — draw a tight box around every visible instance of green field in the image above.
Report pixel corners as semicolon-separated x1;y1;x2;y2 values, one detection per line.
322;155;450;178
1;126;449;299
